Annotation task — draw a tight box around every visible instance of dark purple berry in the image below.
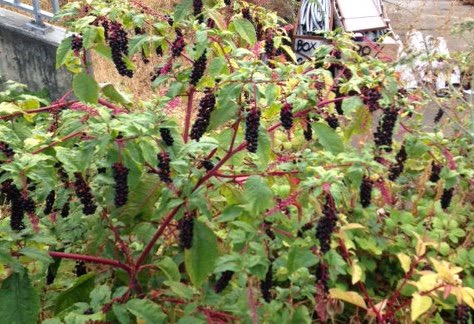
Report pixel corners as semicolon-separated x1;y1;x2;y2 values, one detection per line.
71;34;83;52
193;0;204;23
374;107;399;152
74;261;87;277
388;146;407;181
155;45;163;57
157;152;172;183
1;180;25;231
315;263;329;294
190;89;216;141
201;159;214;171
171;28;185;58
440;187;454;209
429;162;442;183
260;263;273;303
0;141;15;159
304;116;313;141
361;87;381;112
73;172;97;215
214;270;234;293
224;0;231;6
264;31;275;59
61;200;70;218
190;50;207;86
112;162;129;207
242;8;253;25
245;108;261;153
160;128;174;146
44;190;55;215
325;114;339;129
179;216;194;249
360;176;373;208
107;22;133;77
434;108;444;123
316;194;338;254
280;103;293;130
165;15;174;26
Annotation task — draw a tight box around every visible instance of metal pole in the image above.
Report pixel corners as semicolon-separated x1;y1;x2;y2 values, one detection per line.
51;0;59;13
31;0;44;26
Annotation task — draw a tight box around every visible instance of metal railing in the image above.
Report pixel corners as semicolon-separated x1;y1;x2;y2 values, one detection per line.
0;0;59;27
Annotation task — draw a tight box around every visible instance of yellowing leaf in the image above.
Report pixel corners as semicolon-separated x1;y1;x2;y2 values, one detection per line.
341;223;365;231
329;288;367;309
415;273;438;292
461;287;474;309
351;262;363;285
411;293;432;321
397;253;411;273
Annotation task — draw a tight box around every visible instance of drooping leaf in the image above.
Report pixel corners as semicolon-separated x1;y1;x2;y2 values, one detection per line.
126;299;167;324
243;176;273;214
329;288;367;309
313;122;344;154
73;72;99;104
184;220;219;288
397;253;411;273
411;293;432;321
0;272;40;324
54;273;95;314
173;0;192;22
287;245;318;275
56;36;72;69
232;19;257;45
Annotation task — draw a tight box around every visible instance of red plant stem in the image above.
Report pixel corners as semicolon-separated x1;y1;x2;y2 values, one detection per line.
0;101;77;121
210;36;235;73
98;98;127;114
32;131;83;154
247;279;259;324
183;87;195;143
135;204;183;270
215;170;299;178
49;251;131;273
101;211;133;265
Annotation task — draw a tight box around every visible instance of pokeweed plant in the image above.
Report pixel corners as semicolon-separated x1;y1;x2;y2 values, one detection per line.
0;0;473;323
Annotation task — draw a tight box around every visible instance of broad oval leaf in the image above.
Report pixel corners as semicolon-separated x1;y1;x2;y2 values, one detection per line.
73;72;99;104
411;293;432;321
126;299;167;324
313;123;344;154
329;288;367;309
232;18;257;45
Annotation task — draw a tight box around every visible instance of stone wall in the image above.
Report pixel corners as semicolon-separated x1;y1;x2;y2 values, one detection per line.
0;8;72;99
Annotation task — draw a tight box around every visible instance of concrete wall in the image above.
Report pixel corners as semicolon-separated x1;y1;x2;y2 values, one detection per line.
0;8;72;99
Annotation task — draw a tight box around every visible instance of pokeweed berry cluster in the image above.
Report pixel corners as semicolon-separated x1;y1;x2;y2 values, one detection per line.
0;141;15;158
241;8;253;25
374;107;399;151
316;194;338;254
74;261;87;277
44;190;56;215
55;162;69;185
193;0;204;23
61;198;71;218
325;114;339;129
224;0;231;6
112;162;129;207
171;28;185;58
454;304;471;324
434;108;444;123
201;159;214;171
178;215;194;249
280;103;293;130
304;116;313;141
429;162;442;183
441;187;454;209
1;180;25;231
315;263;330;294
297;222;314;237
73;172;97;215
388;145;407;181
264;221;276;240
107;22;133;77
159;128;174;146
245;108;261;153
157;152;172;183
190;50;207;86
71;34;83;53
190;89;216;141
214;270;234;293
334;87;344;115
264;30;275;60
361;86;382;112
260;263;273;303
360;176;373;208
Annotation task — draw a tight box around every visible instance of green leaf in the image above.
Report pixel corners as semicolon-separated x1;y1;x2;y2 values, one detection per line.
128;35;149;56
287;245;318;275
164;281;196;299
184;220;219;288
73;72;99;104
173;0;192;22
313;122;344;154
0;272;40;324
54;273;95;314
112;304;131;324
56;36;72;69
82;27;98;49
19;247;52;264
411;293;432;321
157;256;180;282
342;96;364;115
208;57;229;77
344;106;372;140
126;299;166;324
232;19;257;45
243;176;273;214
55;147;86;173
101;83;132;104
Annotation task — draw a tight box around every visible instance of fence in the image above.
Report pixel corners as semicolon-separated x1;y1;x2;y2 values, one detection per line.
0;0;59;27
